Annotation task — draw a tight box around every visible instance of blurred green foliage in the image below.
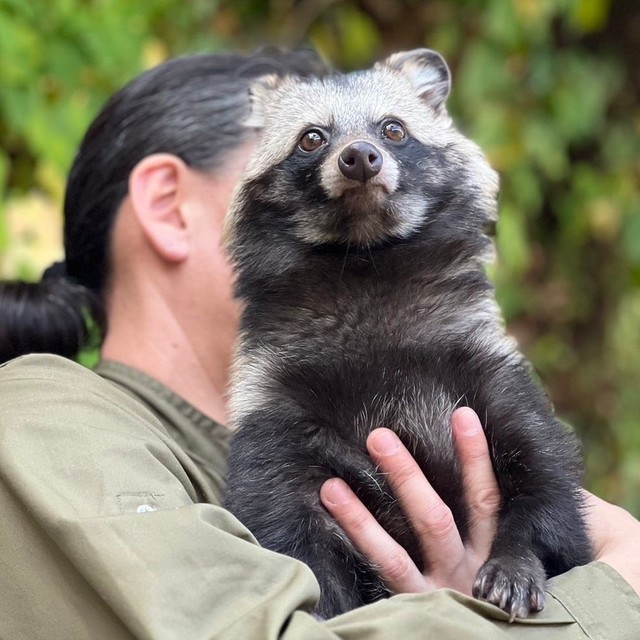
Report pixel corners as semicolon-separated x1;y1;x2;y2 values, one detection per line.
1;0;639;511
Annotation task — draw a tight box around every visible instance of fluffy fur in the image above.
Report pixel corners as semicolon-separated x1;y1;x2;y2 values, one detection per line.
224;49;591;620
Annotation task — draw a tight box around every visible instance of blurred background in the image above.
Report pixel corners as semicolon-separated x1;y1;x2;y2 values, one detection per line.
0;0;638;512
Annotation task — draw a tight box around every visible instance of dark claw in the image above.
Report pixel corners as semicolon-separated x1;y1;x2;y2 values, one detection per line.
473;554;546;621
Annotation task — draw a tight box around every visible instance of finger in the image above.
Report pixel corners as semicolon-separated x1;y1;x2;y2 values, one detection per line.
367;428;466;571
582;490;607;555
452;408;500;555
581;489;634;556
320;478;428;593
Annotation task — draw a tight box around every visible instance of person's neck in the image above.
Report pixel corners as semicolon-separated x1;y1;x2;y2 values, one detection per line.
101;283;236;426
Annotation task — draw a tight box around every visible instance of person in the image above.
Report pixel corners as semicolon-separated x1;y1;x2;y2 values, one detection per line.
0;49;639;639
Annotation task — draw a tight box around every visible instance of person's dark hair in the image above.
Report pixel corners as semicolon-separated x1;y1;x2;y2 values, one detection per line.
0;275;105;364
0;48;327;364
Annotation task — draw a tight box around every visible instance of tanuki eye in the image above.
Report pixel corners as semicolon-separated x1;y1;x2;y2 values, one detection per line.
298;129;326;152
382;120;406;142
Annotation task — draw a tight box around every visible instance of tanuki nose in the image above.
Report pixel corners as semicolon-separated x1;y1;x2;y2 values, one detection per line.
338;141;383;182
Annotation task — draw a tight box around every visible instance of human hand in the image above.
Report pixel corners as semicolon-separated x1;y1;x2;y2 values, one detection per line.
320;407;501;596
584;490;640;595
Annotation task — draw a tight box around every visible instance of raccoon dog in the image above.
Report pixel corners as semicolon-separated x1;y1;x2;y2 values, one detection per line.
223;49;591;620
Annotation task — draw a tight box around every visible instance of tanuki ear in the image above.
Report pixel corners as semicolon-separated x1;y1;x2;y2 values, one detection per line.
128;154;190;263
377;48;451;112
244;74;288;129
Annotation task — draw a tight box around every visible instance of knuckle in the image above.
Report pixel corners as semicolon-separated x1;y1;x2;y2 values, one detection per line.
391;465;417;492
465;443;491;464
384;458;418;493
422;503;456;539
341;507;371;534
471;485;502;517
382;549;414;584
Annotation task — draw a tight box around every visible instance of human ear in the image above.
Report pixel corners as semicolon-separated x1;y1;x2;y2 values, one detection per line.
128;154;190;263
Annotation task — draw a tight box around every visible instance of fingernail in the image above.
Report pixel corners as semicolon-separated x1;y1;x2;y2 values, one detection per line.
454;407;481;436
369;429;400;457
321;479;351;507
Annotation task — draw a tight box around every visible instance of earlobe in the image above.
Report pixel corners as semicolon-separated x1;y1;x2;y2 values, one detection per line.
129;154;190;263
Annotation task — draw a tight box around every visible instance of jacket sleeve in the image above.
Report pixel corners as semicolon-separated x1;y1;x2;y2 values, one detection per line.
1;355;638;640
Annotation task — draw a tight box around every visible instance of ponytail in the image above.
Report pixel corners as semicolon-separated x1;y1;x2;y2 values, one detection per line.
0;268;105;364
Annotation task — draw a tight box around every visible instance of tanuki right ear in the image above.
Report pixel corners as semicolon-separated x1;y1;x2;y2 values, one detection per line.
244;74;288;129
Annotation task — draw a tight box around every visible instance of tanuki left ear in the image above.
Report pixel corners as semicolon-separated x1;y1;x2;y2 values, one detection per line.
378;48;451;113
128;154;190;263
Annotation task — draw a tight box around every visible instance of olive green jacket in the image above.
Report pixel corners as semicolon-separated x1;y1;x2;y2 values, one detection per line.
0;355;638;639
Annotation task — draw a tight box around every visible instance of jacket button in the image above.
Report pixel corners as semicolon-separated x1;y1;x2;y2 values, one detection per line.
136;504;158;513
